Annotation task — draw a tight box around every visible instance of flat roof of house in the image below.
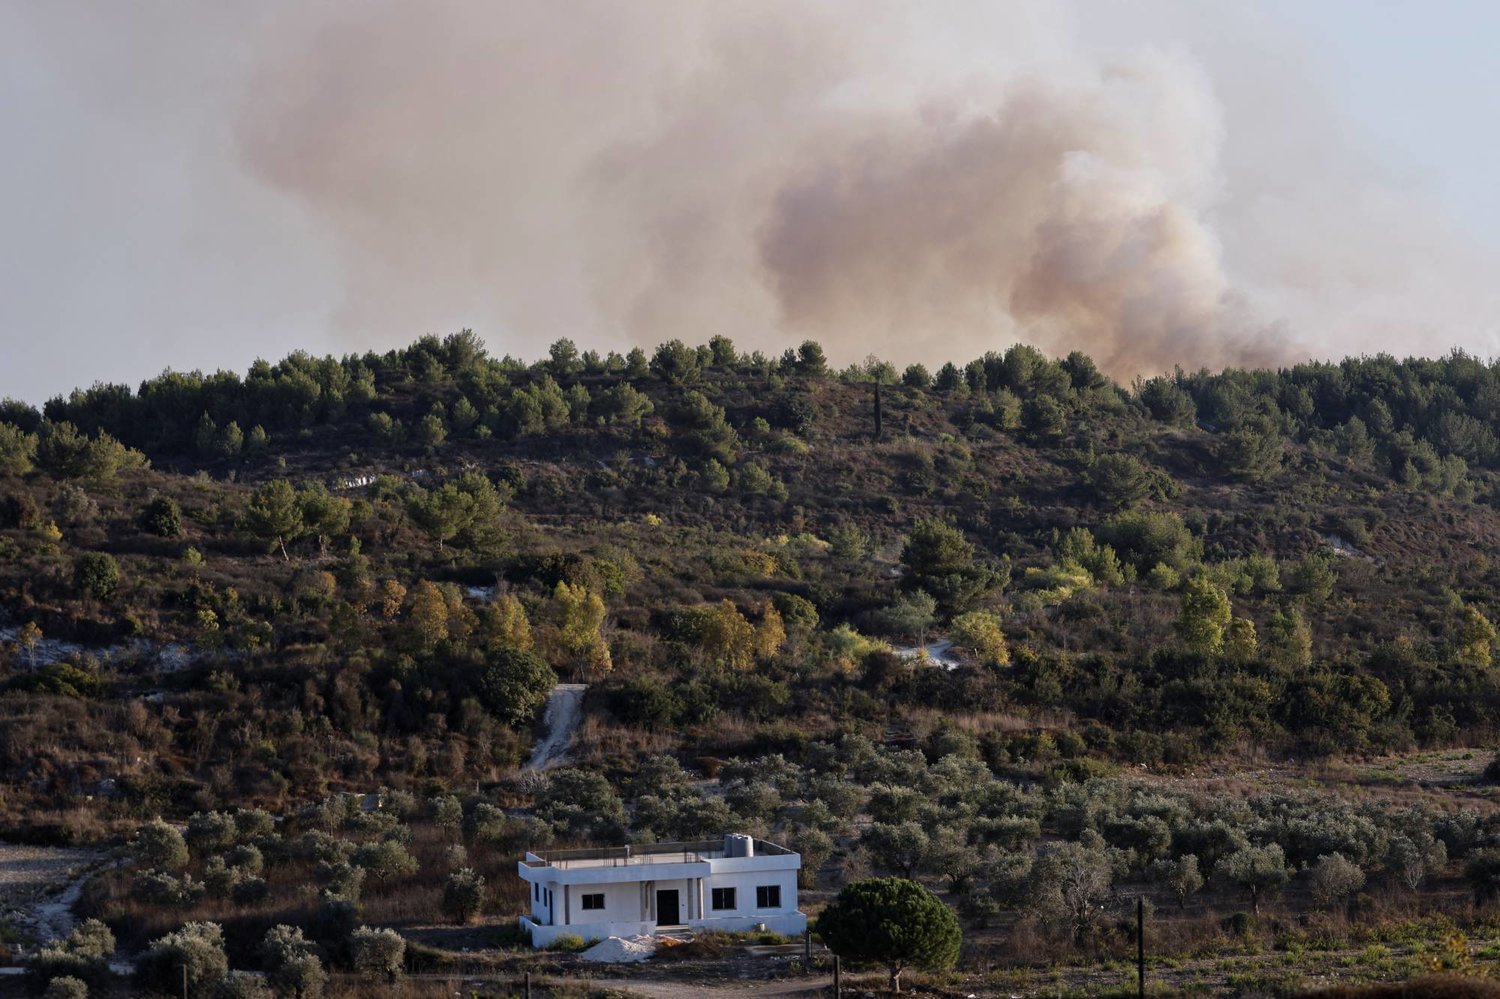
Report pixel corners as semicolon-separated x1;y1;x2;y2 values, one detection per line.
521;837;795;871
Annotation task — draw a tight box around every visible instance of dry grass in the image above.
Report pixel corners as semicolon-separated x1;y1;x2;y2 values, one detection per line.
1300;977;1500;999
901;705;1077;738
571;716;677;764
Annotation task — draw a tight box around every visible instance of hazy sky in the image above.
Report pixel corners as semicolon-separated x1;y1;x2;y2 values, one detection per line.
3;2;1500;403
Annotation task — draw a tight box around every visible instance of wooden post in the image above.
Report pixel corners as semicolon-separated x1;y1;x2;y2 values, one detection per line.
524;970;532;999
182;963;189;999
804;930;811;961
833;954;841;997
1136;896;1145;999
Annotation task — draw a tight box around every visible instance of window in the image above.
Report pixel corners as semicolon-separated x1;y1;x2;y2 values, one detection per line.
711;887;736;911
756;885;781;908
534;884;539;902
581;893;605;911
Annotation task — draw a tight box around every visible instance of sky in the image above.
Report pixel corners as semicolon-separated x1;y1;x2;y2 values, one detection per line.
3;1;1500;403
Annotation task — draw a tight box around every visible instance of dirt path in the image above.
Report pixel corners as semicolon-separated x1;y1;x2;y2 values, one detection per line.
523;683;588;771
894;638;962;670
586;976;833;998
400;974;835;998
0;845;106;946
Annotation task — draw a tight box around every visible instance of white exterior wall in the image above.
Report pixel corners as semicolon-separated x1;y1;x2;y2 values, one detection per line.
518;841;806;947
563;879;645;926
522;915;655;948
694;867;804;935
699;868;798;920
526;878;557;924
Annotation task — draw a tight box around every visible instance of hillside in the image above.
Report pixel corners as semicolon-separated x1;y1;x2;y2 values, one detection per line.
7;334;1500;994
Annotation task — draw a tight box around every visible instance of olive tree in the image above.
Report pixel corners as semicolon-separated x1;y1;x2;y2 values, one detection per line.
349;927;405;984
260;925;326;999
135;819;189;870
137;922;230;996
442;868;486;924
1031;841;1114;942
1309;853;1365;909
1218;844;1290;914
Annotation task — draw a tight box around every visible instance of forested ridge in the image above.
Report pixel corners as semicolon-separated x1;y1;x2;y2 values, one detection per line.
13;334;1500;993
5;332;1500;820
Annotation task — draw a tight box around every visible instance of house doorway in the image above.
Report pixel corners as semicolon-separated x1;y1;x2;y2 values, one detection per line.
655;888;681;926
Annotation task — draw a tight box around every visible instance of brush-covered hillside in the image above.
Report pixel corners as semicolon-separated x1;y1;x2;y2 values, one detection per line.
2;332;1500;829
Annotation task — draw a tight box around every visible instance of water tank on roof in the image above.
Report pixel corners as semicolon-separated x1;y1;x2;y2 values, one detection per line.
724;833;755;858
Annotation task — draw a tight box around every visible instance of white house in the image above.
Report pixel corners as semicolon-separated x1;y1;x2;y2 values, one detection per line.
517;833;807;947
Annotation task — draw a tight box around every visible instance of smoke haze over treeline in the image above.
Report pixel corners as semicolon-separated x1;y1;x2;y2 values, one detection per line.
4;1;1500;400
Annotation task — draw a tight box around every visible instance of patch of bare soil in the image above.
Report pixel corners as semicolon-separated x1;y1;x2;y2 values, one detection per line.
0;844;105;946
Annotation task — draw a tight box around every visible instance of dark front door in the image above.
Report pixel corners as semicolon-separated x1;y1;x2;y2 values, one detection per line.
656;888;680;925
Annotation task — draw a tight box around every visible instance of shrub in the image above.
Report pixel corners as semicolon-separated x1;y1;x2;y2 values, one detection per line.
545;934;587;953
185;810;238;855
203;858;237;899
43;978;87;999
234;808;277;842
137;922;230;996
72;552;120;602
311;896;359;948
30;921;114;990
1481;750;1500;785
1464;847;1500;903
261;926;325;999
349;926;405;983
1218;844;1291;915
351;840;418;884
535;769;626;841
476;645;557;726
316;861;365;902
64;920;114;962
232;875;270;905
268;955;324;999
228;843;265;875
133;869;203;906
442;868;486;924
1309;853;1366;908
139;496;183;538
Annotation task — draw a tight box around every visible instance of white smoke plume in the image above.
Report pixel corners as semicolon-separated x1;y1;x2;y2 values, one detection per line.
6;1;1500;395
238;1;1294;378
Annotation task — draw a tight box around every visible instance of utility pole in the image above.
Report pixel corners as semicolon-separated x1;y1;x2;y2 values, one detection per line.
182;962;189;999
1137;896;1146;999
833;954;841;997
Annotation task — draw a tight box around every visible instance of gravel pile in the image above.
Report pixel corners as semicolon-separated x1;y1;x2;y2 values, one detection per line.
580;935;656;963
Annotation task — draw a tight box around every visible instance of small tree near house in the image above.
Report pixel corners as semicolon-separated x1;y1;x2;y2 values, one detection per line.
816;876;960;994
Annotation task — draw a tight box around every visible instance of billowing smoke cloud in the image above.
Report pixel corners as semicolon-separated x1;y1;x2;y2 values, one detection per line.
6;1;1500;399
233;1;1313;378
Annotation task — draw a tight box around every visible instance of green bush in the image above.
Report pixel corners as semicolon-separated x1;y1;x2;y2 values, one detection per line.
441;868;486;924
349;927;405;983
72;552;120;601
546;934;588;953
139;496;183;537
43;978;87;999
137;922;230;996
